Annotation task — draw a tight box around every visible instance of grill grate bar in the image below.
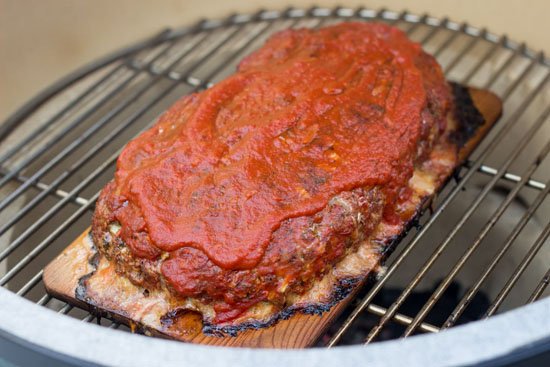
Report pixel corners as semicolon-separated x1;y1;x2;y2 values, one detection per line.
0;169;89;206
126;63;190;84
185;10;309;89
385;9;406;25
0;63;126;166
0;28;212;212
0;26;175;158
528;267;550;303
0;147;118;264
132;10;421;88
32;181;90;206
500;51;543;101
483;43;526;89
0;85;170;240
0;66;131;193
485;221;550;317
402;140;550;336
58;303;73;315
82;314;95;322
444;29;486;74
366;304;440;333
36;294;52;306
474;163;546;190
0;173;91;240
328;62;549;347
16;269;43;297
364;104;550;343
418;18;449;46
443;177;550;328
402;14;428;35
461;35;506;85
433;23;465;59
152;8;352;87
0;191;99;286
1;104;167;281
0;58;156;192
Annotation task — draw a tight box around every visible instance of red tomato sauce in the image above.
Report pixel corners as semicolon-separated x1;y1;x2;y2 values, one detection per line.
110;23;431;283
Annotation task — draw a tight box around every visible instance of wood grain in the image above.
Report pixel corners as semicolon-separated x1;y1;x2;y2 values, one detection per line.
43;87;502;348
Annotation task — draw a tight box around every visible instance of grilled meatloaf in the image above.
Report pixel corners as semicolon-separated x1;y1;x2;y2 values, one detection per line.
92;22;458;332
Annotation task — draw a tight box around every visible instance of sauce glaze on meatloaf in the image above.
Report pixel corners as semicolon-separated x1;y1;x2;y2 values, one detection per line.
92;22;452;324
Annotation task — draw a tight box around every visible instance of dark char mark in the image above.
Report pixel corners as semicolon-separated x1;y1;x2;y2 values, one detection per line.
75;233;100;302
450;82;485;147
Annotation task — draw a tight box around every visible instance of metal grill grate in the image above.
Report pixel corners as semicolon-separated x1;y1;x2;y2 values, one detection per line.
0;7;548;345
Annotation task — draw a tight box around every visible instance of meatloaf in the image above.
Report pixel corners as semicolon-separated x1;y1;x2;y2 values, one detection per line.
92;22;462;333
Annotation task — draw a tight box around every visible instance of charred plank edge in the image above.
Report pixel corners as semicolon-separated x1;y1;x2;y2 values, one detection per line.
67;84;498;339
75;234;99;302
449;82;486;147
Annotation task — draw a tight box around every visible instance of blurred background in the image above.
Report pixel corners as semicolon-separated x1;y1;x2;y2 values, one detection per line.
0;0;548;122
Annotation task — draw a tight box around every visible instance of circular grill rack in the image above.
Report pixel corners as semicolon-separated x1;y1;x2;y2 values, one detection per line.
0;6;549;366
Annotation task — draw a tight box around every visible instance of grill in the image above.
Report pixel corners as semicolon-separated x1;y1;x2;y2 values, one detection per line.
0;6;549;365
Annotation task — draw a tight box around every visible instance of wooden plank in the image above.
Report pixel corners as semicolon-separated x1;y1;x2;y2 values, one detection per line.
43;231;349;347
44;87;502;348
